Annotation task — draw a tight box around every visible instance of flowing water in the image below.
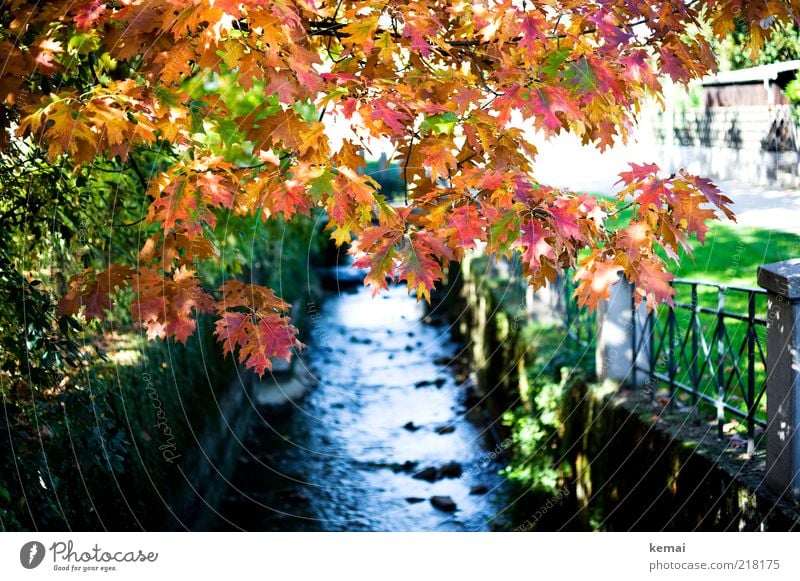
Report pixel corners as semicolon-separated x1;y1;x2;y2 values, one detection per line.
213;282;510;531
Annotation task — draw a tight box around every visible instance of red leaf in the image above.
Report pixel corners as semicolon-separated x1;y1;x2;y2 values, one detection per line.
588;12;632;48
659;48;689;83
167;315;196;344
74;1;108;30
617;163;670;209
213;281;302;378
513;220;556;273
635;258;676;308
214;312;250;356
370;98;410;136
574;255;623;311
148;176;215;235
683;174;735;221
197;171;235;209
251;177;314;220
446;204;486;250
422;144;458;183
404;22;433;56
527;86;580;133
351;224;402;295
550;197;585;243
491;85;522;128
615;222;652;263
518;13;546;54
58;265;133;319
617;162;661;185
131;266;213;343
396;231;453;302
238;319;299;376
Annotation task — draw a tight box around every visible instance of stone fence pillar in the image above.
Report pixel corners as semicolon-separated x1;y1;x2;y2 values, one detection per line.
595;275;651;388
758;258;800;501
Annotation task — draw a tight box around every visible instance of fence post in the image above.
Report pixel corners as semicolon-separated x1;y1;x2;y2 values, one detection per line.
758;258;800;500
596;275;651;388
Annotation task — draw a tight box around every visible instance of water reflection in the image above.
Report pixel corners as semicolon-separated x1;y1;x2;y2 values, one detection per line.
215;284;509;531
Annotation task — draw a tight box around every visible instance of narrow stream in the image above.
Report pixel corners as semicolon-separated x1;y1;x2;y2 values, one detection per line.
214;282;509;531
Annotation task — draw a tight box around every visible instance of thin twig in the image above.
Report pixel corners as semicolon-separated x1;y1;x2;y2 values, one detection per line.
113;216;147;228
403;133;414;206
88;54;102;87
609;201;635;217
128;154;149;192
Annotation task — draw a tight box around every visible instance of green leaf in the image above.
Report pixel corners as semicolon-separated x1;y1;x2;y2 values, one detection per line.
68;32;100;55
420;112;458;135
293;99;318;123
489;210;521;252
309;169;334;201
541;49;570;78
562;57;596;93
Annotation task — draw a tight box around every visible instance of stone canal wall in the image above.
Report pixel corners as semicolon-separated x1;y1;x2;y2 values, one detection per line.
434;257;800;531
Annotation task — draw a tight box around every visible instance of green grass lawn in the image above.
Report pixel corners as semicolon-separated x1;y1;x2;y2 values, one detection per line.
596;190;800;289
650;221;800;430
603;201;800;312
658;221;800;315
673;222;800;288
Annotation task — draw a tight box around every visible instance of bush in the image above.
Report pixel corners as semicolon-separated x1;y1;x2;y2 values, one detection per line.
0;139;325;529
500;324;595;495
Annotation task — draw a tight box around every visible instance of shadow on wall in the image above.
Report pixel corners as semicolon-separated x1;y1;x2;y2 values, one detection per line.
660;106;800;188
673;105;797;152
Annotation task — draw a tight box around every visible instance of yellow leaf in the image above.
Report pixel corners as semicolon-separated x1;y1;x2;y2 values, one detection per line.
342;16;379;53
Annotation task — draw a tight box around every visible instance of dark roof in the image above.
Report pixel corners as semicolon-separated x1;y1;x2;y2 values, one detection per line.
701;60;800;87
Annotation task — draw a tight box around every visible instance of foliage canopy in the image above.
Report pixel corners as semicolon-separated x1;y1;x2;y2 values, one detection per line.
1;0;794;375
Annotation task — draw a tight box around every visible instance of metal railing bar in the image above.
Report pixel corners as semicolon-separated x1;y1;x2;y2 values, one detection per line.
719;324;751;399
648;371;767;428
671;279;768;294
670;302;768;324
553;272;768;448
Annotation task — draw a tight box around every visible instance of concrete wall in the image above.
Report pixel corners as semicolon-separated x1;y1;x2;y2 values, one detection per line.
651;104;800;188
164;370;258;530
660;145;800;188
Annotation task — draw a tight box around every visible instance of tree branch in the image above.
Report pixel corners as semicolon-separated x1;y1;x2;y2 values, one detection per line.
306;0;704;48
88;54;103;87
128;154;149;192
403;133;414;206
